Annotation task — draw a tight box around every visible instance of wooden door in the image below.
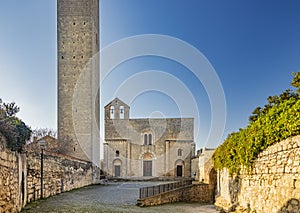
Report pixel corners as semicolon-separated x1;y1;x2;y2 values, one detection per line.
115;165;120;177
143;161;152;176
177;165;183;177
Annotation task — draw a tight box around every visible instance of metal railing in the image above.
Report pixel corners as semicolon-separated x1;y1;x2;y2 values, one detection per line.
139;179;193;199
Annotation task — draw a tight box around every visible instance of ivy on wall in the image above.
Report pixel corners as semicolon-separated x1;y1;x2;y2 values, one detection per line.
213;71;300;174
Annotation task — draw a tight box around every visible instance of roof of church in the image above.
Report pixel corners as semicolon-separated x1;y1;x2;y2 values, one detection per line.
104;97;129;108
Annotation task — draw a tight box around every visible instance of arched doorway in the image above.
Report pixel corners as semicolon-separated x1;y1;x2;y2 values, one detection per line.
209;168;217;201
175;160;184;177
113;159;122;177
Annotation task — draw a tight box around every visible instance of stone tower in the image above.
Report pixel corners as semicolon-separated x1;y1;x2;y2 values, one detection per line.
57;0;100;162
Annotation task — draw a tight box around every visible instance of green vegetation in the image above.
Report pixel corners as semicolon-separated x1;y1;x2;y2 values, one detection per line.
0;99;31;152
213;71;300;174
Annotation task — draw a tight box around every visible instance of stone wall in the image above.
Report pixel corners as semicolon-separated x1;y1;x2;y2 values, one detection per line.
0;140;25;213
198;148;215;183
215;135;300;213
26;151;96;202
137;183;213;207
0;143;100;213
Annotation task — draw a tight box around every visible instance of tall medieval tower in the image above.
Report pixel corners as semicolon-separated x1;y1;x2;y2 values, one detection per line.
57;0;100;162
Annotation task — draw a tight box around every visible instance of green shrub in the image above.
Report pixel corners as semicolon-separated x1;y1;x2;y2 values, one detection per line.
213;72;300;174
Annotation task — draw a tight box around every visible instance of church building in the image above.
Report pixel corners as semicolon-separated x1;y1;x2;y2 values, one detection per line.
103;98;195;178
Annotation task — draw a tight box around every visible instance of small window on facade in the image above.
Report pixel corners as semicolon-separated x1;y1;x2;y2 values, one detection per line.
110;106;114;119
144;133;153;145
178;149;182;156
149;134;152;145
119;106;124;119
144;134;148;145
116;150;119;157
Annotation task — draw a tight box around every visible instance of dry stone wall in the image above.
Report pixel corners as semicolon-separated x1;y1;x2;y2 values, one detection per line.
0;143;25;213
215;135;300;213
0;142;99;213
26;151;95;202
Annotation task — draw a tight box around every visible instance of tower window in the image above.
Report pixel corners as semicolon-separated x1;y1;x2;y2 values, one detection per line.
178;149;182;156
116;150;119;157
144;134;148;145
119;106;124;119
110;106;114;119
61;56;64;59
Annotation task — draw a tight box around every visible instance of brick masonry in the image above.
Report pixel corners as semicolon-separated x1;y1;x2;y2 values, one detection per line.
215;135;300;213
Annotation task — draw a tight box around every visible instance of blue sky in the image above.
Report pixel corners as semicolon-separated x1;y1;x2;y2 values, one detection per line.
0;1;300;150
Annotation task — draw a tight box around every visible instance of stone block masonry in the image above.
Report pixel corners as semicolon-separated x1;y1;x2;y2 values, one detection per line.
26;151;96;202
57;0;100;161
215;135;300;213
0;140;100;213
0;144;24;213
137;183;213;207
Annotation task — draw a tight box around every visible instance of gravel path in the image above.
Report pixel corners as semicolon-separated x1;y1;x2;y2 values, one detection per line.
21;182;218;213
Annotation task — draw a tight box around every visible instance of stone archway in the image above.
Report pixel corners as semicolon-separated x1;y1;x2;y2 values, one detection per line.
208;167;217;202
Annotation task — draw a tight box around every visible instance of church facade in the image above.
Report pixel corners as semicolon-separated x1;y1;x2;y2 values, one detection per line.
103;98;195;178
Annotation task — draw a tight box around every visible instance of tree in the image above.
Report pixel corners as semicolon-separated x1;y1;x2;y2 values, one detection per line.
214;71;300;174
0;99;31;152
8;118;31;152
0;98;20;117
249;88;298;123
31;128;57;139
249;107;262;122
291;71;300;93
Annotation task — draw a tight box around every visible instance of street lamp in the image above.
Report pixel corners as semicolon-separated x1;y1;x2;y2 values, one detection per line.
39;140;46;199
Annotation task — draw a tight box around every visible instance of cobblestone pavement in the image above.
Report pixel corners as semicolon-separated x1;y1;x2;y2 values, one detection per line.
21;182;218;213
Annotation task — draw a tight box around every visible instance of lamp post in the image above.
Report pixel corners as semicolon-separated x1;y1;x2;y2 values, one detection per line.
39;140;46;199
